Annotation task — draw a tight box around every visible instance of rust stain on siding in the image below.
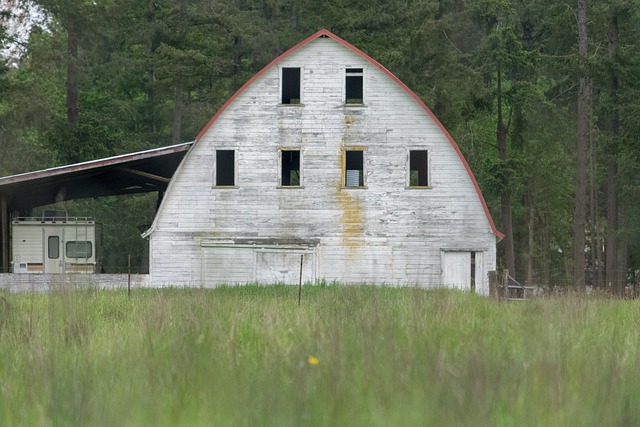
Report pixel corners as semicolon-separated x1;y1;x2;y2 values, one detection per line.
344;115;356;127
336;190;363;237
336;115;365;255
336;189;364;255
336;148;364;254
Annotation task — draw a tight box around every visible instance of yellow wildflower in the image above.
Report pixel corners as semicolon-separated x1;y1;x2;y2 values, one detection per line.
308;356;319;365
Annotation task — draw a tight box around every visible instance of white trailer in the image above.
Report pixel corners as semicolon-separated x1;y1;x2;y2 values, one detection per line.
12;212;97;274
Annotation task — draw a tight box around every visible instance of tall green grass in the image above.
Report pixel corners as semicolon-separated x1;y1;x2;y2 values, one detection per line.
0;285;639;426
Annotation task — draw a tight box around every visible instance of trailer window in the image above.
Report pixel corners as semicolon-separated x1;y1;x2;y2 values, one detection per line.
48;236;59;259
66;241;93;258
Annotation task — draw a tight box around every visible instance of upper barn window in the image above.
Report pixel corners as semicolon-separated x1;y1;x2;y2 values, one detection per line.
215;149;236;187
408;150;429;187
281;67;301;104
345;68;364;105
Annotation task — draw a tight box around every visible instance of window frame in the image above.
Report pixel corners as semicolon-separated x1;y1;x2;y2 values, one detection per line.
214;149;238;188
344;67;365;106
342;147;367;188
406;148;431;189
278;148;303;188
280;66;303;105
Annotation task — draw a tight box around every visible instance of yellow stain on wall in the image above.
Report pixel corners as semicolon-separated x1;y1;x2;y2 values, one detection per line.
336;190;364;237
336;148;364;256
344;115;356;127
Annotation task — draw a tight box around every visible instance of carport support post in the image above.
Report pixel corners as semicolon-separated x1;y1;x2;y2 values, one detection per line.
1;196;7;273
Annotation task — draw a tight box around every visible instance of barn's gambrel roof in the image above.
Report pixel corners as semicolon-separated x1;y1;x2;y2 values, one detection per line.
195;29;503;239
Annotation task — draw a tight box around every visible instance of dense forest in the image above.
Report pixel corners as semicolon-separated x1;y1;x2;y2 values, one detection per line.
1;0;639;290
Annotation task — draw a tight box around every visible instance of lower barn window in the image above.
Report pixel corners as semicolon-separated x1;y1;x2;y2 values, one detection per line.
216;150;235;186
409;150;428;187
344;150;364;187
281;150;301;186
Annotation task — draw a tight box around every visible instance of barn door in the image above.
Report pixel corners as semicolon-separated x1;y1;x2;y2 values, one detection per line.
255;251;315;285
43;229;63;274
441;251;476;291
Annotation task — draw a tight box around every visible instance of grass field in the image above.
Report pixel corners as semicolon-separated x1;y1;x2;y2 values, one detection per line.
0;285;639;426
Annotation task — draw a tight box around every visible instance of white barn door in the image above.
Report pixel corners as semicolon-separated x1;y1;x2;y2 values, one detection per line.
441;251;472;291
255;251;315;285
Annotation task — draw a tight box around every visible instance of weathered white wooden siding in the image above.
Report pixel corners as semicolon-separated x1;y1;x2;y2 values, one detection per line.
148;36;497;294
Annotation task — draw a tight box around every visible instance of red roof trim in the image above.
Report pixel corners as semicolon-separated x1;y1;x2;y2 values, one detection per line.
195;29;503;239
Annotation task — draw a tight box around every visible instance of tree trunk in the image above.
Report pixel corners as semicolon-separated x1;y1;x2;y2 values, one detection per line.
606;159;618;290
171;0;188;144
616;203;627;290
527;195;535;286
66;17;79;126
172;82;183;144
606;14;622;294
574;0;590;289
497;63;516;277
589;96;601;288
146;0;157;137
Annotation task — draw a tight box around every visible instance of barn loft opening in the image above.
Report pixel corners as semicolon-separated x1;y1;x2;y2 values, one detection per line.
281;150;301;186
345;68;363;104
281;67;301;104
216;150;235;186
344;150;364;187
409;150;428;187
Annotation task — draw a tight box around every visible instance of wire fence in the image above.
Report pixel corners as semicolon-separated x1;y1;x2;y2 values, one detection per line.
503;268;640;289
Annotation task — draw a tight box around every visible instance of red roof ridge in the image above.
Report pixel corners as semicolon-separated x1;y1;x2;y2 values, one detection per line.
195;29;503;239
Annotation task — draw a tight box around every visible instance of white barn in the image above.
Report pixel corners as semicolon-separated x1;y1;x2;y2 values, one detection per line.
144;29;503;294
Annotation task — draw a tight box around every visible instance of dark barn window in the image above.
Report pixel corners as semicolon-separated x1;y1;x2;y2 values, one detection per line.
344;150;364;187
345;68;363;104
409;150;428;187
281;150;301;186
281;67;301;104
216;150;235;186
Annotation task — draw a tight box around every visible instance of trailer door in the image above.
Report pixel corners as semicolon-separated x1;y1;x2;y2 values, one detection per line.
43;229;63;273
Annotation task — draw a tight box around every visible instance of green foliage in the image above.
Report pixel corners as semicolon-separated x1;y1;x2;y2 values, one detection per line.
2;287;640;425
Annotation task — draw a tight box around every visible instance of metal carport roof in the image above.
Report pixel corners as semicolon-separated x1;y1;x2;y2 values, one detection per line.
0;141;193;271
